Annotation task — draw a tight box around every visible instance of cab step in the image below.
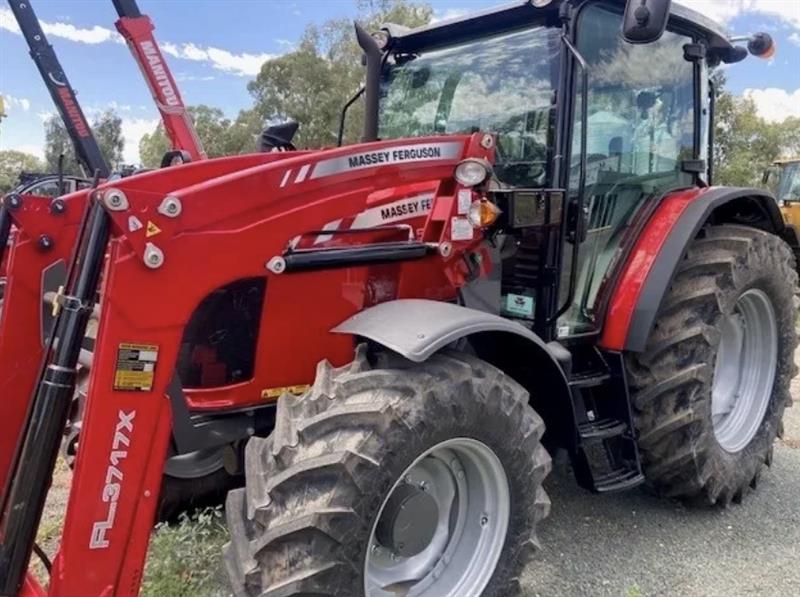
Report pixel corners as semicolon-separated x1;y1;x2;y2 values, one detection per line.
578;418;627;441
594;468;646;493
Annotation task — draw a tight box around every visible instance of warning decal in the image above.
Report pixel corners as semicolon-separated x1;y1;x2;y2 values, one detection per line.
114;343;159;391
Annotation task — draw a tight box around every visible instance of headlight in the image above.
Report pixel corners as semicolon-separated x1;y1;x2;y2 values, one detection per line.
454;158;491;187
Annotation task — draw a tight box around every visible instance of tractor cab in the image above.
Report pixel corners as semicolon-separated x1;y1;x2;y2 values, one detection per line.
363;0;772;341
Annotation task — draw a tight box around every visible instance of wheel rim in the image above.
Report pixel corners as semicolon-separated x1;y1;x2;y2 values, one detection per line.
164;447;225;479
364;438;510;597
712;288;778;453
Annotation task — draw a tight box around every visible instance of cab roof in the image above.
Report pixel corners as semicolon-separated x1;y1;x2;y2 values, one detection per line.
386;0;739;59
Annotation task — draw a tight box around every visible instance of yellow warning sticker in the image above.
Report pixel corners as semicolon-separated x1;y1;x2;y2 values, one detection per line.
261;384;310;400
114;343;159;391
145;221;161;237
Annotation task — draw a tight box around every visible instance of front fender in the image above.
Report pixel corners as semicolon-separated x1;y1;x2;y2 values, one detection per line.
333;299;557;365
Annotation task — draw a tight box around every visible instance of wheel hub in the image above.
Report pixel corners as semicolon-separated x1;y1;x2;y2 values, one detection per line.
375;483;439;558
365;438;510;597
712;288;778;453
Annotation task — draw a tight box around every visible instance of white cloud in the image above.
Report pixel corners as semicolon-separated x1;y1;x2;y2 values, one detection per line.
790;32;800;46
37;110;55;123
162;42;273;77
431;8;470;24
690;1;800;31
176;73;216;82
0;7;123;44
120;117;159;164
0;142;45;160
1;8;271;78
744;87;800;122
2;94;30;112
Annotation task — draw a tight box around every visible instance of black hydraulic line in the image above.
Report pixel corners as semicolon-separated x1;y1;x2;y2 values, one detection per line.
0;202;12;267
0;178;111;593
7;0;109;179
284;242;433;272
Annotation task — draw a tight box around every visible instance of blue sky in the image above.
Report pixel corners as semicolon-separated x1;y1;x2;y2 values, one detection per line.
1;0;799;164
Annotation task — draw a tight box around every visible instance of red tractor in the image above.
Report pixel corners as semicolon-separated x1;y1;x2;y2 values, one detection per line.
0;0;794;595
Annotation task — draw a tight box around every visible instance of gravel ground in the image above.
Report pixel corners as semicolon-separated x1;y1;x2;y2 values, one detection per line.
521;373;800;597
30;358;800;596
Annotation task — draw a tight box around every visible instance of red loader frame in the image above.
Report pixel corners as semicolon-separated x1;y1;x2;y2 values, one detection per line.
112;0;206;162
2;133;491;594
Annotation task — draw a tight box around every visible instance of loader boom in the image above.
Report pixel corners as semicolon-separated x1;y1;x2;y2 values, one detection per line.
6;0;109;178
112;0;206;161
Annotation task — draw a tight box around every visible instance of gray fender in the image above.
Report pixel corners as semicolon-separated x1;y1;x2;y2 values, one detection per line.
333;298;570;395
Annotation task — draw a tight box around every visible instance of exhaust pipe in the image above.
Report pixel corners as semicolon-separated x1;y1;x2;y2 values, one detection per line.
355;23;381;143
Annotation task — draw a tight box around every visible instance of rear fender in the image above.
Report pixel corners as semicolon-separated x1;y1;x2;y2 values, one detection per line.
333;299;573;441
601;186;791;352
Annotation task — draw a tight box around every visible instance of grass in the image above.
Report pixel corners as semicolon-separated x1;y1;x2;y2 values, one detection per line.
28;457;232;596
141;507;230;597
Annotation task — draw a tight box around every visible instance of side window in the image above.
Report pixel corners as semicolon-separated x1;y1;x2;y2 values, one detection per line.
560;3;696;334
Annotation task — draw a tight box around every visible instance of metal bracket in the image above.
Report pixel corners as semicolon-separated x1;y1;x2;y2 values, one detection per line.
51;285;93;318
166;377;275;455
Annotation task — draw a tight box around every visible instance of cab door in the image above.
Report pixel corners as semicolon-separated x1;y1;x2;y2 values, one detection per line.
558;2;699;336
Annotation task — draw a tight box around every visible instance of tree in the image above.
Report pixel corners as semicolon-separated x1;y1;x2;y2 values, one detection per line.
712;72;800;187
248;0;433;149
0;149;45;193
43;109;124;175
138;105;262;167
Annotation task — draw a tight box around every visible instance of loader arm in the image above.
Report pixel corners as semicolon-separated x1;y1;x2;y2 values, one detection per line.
1;133;491;594
6;0;109;178
112;0;206;161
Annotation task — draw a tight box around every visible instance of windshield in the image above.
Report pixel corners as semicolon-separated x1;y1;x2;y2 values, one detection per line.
378;25;560;188
777;162;800;202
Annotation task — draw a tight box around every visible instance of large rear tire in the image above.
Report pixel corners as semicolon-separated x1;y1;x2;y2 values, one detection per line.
627;225;798;504
224;348;551;596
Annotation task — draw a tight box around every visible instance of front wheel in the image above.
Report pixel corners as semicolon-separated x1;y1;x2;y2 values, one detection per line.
224;348;551;596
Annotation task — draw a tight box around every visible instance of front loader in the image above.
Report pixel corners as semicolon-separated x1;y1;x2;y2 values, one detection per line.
2;0;797;595
0;0;227;519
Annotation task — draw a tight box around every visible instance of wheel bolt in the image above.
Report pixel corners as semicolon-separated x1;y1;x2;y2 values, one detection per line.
480;515;489;527
371;544;379;554
419;481;428;492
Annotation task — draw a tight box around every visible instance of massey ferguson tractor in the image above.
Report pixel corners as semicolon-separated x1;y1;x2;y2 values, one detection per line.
0;0;794;595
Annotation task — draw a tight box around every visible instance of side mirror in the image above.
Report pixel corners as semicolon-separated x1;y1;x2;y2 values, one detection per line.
259;121;299;152
160;149;192;169
622;0;672;44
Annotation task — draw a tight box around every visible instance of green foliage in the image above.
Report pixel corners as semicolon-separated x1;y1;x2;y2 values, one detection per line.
0;149;44;193
138;106;261;168
142;507;229;597
247;0;432;148
713;75;800;188
43;110;124;175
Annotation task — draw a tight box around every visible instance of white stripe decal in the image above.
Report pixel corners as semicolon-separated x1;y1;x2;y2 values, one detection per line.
280;170;292;188
294;164;310;183
314;219;343;245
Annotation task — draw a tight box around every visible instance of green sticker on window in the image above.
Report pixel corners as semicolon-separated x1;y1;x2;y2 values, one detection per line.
504;294;534;318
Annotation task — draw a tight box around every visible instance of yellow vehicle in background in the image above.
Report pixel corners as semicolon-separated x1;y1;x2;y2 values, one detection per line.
766;158;800;227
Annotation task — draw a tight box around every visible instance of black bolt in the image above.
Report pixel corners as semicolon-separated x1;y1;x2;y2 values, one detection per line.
50;199;66;215
37;235;54;251
5;194;23;210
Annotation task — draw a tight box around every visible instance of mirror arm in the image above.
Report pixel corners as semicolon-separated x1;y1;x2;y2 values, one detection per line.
337;87;365;147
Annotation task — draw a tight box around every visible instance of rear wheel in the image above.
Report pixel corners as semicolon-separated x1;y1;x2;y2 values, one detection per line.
224;348;551;596
627;225;798;504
